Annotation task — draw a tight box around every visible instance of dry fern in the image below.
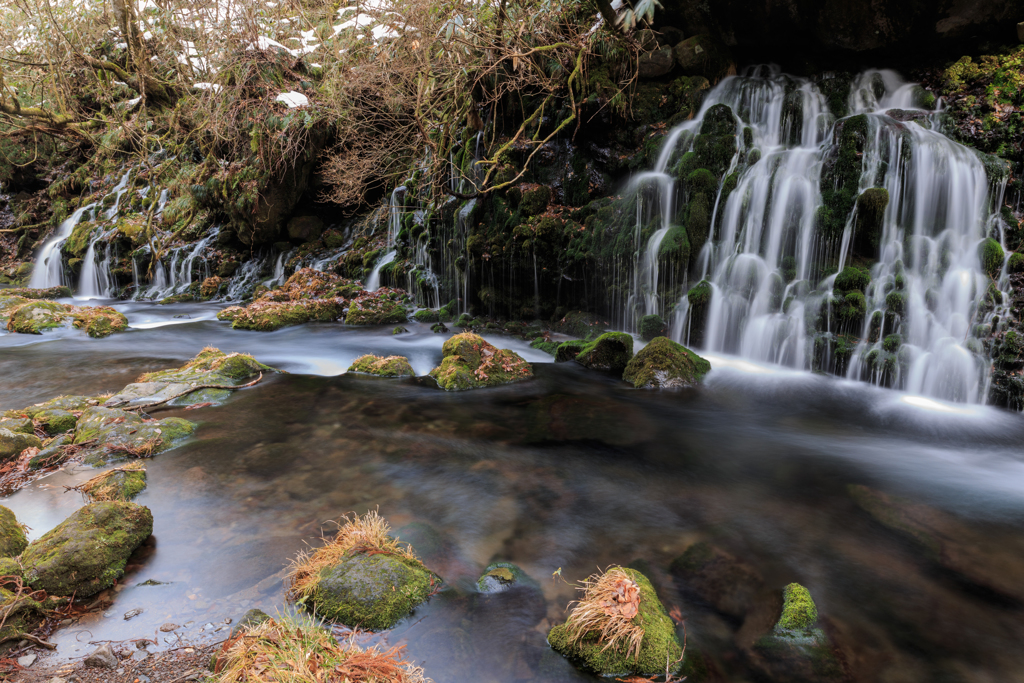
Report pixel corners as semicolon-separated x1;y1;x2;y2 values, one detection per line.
564;568;645;661
286;510;417;603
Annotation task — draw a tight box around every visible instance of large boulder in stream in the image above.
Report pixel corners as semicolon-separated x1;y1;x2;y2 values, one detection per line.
574;332;634;373
104;348;274;409
429;333;533;391
548;567;682;676
21;501;153;598
623;337;711;389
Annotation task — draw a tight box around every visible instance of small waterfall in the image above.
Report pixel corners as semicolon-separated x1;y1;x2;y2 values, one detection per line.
28;204;95;289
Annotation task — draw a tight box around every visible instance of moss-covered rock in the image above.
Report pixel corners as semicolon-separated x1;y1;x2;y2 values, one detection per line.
36;409;78;435
622;337;710;389
555;339;588;363
575;332;634;373
0;506;28;558
309;551;438;630
429;333;533;391
548;567;682;676
21;501;153;598
0;428;42;462
348;354;415;377
668;542;763;619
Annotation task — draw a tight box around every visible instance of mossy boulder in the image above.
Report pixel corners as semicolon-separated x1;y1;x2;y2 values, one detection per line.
575;332;634;373
623;337;710;389
555;339;588;363
348;354;415;377
36;409;78;435
0;428;42;462
476;561;538;594
548;567;682;676
638;314;667;342
308;551;438;631
21;501;153;598
0;506;28;558
345;291;408;325
73;407;195;464
0;417;34;434
429;333;533;391
669;542;764;619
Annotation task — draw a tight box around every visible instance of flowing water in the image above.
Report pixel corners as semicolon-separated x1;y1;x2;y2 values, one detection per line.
2;301;1024;682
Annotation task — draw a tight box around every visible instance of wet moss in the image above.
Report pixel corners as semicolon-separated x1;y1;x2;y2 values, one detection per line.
0;506;27;557
622;337;711;389
347;354;415;377
575;332;634;373
548;567;682;676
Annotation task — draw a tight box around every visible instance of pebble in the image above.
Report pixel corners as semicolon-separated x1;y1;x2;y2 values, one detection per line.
17;654;37;667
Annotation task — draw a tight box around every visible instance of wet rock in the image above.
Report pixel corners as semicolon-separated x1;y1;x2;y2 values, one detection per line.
669;541;764;619
21;501;153;598
574;332;634;373
345;289;408;325
0;506;28;557
429;333;533;390
348;354;415;377
84;643;118;669
0;416;33;434
73;407;195;463
744;584;848;682
35;409;77;435
849;484;1024;602
0;428;42;461
623;337;711;389
310;552;438;630
548;567;682;676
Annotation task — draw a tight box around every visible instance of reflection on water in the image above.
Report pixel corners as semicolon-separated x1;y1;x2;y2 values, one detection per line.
2;304;1024;681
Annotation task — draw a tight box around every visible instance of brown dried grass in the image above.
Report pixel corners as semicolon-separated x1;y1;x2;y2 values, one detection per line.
564;568;645;662
286;510;417;604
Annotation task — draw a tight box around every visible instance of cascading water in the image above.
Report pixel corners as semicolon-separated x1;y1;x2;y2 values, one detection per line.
627;65;1014;404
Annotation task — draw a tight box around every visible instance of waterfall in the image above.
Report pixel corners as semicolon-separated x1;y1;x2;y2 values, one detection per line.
28;204;95;289
632;65;1010;404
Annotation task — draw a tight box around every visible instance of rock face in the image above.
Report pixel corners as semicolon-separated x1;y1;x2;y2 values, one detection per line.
21;501;153;598
548;567;682;676
0;506;28;557
574;332;634;373
429;333;533;390
623;337;711;389
309;552;437;631
348;355;415;377
0;428;42;461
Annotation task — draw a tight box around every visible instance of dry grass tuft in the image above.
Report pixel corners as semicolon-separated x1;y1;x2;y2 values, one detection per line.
287;510;417;604
214;613;430;683
564;568;645;662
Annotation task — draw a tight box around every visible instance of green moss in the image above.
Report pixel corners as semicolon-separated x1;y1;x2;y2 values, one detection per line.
308;551;437;630
776;583;818;632
575;332;634;372
638;315;667;342
347;354;415;377
979;238;1005;278
834;266;870;292
21;501;153;598
548;567;682;676
0;506;27;558
623;337;711;389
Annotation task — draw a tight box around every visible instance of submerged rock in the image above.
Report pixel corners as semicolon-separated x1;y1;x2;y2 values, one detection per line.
0;506;28;557
574;332;634;373
0;428;42;461
548;567;682;676
429;333;533;390
21;501;153;598
309;552;438;631
348;354;415;377
669;541;764;619
622;337;711;389
849;484;1024;602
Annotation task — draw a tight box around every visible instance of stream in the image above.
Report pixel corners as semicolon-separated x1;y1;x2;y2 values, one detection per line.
2;298;1024;681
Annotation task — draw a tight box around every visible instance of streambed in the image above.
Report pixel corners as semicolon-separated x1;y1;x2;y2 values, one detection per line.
2;301;1024;682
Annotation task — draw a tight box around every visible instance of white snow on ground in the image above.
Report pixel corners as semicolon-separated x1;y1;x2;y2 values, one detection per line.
275;91;308;108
